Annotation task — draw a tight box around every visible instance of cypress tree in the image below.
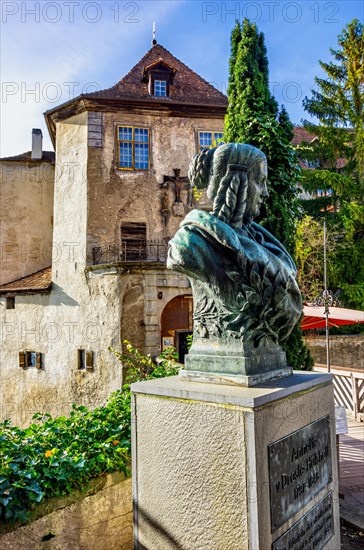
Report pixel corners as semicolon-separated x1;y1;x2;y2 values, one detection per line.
224;21;242;142
224;19;313;370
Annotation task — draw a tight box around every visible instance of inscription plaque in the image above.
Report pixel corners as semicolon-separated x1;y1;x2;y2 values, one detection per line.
269;416;332;531
272;492;334;550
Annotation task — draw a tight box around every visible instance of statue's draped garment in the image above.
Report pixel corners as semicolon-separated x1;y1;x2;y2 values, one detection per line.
168;209;301;347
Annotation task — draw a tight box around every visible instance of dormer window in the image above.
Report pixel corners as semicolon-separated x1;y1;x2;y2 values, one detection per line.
154;80;167;97
142;58;176;99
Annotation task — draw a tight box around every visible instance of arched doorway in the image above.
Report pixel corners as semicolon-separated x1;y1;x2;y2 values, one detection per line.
161;295;193;363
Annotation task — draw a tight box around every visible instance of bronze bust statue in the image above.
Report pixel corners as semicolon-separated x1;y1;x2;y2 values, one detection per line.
167;143;302;386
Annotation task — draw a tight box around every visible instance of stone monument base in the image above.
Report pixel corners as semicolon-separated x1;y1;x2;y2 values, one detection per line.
132;372;340;550
180;365;293;386
184;340;290;386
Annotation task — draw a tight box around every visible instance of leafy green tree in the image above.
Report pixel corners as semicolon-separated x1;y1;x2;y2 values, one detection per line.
295;215;349;304
224;19;312;370
299;19;364;309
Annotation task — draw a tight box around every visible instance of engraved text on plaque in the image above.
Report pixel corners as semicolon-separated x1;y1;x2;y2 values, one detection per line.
269;416;332;531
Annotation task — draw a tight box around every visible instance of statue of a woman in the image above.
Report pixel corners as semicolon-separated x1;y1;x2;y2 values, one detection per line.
167;143;302;386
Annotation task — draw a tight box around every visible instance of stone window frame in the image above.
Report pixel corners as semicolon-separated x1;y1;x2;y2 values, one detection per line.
116;124;150;171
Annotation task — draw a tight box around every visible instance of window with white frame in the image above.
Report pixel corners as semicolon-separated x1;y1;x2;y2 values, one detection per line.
198;131;224;151
117;126;149;170
154;80;167;97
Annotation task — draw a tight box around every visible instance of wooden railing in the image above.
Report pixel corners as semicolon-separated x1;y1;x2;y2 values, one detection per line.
314;365;364;422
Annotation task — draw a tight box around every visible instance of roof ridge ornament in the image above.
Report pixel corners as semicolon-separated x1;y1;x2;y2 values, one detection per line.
152;21;157;46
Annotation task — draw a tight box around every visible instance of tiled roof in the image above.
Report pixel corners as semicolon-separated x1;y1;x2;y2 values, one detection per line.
0;151;55;162
292;127;347;169
0;267;52;294
88;43;227;106
292;127;316;146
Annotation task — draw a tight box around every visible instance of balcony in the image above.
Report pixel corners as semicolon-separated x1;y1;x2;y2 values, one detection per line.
92;239;168;265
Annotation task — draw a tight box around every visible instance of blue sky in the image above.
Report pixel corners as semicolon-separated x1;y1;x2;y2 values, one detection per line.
1;0;363;156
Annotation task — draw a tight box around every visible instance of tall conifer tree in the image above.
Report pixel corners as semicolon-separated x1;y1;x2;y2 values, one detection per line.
298;19;364;309
224;19;313;370
303;19;364;193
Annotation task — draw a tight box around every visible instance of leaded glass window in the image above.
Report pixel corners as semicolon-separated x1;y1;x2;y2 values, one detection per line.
117;126;149;170
198;131;224;151
154;80;167;97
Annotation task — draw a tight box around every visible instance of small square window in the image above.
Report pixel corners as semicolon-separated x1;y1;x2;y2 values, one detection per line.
19;351;42;369
78;349;94;370
154;80;167;97
6;296;15;309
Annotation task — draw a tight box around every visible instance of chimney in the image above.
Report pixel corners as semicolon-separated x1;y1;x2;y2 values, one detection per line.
31;129;43;160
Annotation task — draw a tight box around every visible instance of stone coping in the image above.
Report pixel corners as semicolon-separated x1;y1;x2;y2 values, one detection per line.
131;371;333;408
0;471;130;536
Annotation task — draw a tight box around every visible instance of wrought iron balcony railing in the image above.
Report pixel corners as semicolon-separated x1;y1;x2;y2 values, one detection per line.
92;239;168;265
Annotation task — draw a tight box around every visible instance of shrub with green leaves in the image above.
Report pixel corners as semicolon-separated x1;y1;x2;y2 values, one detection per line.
0;341;180;523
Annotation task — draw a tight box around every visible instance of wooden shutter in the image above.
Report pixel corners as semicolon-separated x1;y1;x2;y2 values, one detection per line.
35;353;42;369
19;351;26;368
121;222;147;260
86;351;93;370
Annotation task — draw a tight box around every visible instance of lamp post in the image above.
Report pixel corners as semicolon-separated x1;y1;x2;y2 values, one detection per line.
312;219;331;372
323;220;330;372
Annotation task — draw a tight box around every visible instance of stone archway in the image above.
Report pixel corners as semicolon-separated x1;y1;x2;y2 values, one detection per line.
160;295;193;363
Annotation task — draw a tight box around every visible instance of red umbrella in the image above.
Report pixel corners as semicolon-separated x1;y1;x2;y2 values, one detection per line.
301;306;364;330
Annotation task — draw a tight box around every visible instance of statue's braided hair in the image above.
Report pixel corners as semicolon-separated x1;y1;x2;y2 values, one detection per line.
188;143;267;228
188;147;216;189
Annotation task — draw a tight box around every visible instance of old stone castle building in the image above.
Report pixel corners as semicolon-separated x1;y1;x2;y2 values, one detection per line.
0;42;227;426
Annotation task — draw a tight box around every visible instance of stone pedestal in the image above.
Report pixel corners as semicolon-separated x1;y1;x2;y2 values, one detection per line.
132;372;340;550
183;338;291;386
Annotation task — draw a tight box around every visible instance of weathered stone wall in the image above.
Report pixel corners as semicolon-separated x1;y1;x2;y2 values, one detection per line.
0;270;123;426
0;114;123;426
0;265;190;425
0;107;220;426
0;160;54;285
53;112;89;284
0;473;132;550
86;111;224;252
305;334;364;370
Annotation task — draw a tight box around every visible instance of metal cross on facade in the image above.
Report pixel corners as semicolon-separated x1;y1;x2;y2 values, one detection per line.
161;168;190;204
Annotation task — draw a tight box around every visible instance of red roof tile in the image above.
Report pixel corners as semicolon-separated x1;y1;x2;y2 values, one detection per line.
88;43;227;106
292;127;316;146
292;127;347;169
0;267;52;294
